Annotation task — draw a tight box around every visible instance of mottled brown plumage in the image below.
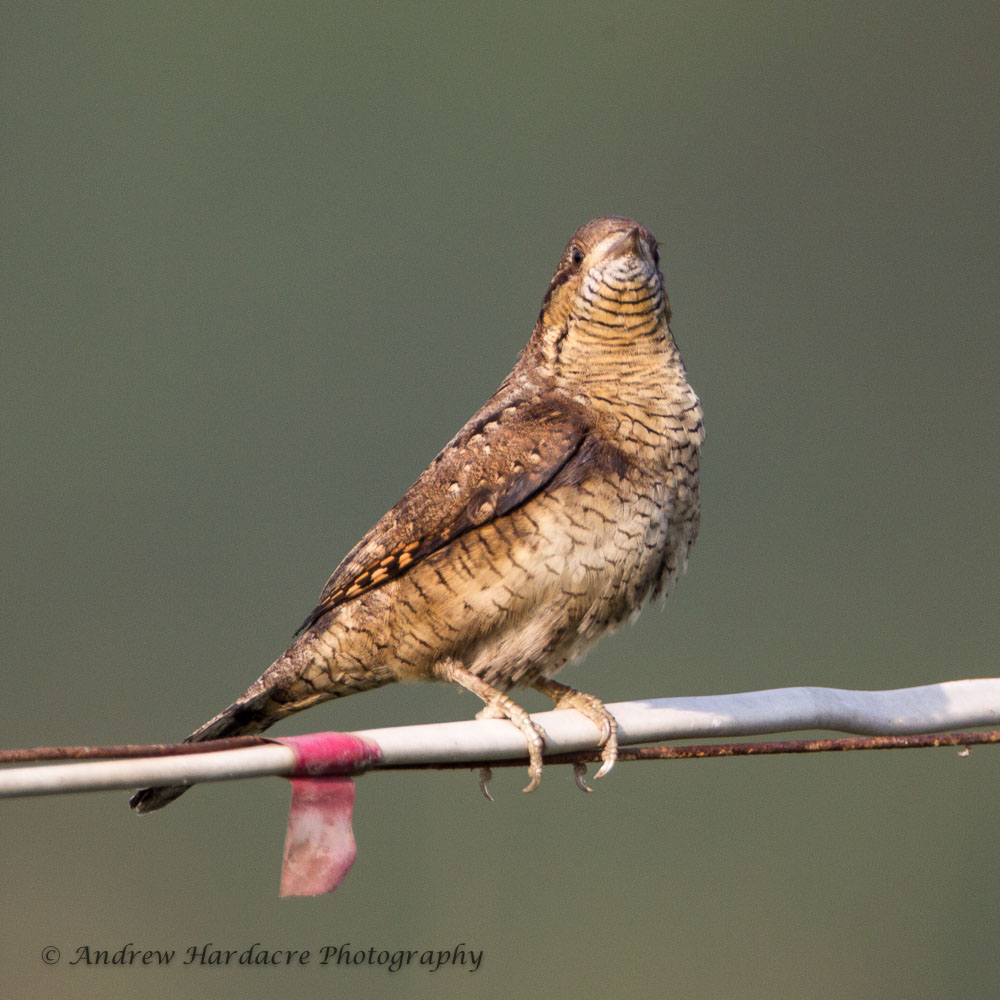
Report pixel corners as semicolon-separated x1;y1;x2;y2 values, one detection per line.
131;216;704;813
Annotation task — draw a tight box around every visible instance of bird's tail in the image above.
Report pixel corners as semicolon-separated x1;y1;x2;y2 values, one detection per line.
130;630;399;814
128;684;286;814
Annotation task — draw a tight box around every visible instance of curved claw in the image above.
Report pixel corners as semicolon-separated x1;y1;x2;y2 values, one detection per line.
478;767;495;802
594;728;618;779
594;756;615;780
573;762;594;793
521;760;543;794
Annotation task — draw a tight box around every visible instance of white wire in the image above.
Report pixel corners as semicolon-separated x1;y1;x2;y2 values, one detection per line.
1;679;997;800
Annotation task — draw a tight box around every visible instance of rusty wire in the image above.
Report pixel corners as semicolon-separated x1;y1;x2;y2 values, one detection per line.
2;728;996;770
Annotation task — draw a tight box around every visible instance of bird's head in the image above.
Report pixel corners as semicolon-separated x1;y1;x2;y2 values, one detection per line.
530;216;674;380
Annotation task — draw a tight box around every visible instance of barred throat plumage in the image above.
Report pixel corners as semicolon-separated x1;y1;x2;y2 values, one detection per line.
531;221;700;464
130;215;703;813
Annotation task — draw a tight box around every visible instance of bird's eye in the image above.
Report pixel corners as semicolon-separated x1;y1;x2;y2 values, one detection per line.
652;246;660;267
570;246;584;266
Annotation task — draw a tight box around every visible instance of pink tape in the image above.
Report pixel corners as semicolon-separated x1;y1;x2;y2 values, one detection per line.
273;731;383;775
271;732;383;897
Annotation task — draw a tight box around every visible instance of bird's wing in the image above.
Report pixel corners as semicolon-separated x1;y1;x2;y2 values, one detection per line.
296;393;590;633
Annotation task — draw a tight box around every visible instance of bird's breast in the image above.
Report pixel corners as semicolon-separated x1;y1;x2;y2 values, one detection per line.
423;461;689;685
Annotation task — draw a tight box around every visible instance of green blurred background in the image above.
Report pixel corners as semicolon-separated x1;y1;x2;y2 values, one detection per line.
3;2;998;997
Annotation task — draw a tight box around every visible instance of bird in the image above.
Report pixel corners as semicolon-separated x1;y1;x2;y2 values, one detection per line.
130;215;704;813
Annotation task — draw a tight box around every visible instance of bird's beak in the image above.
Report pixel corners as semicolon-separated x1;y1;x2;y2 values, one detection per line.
600;226;649;264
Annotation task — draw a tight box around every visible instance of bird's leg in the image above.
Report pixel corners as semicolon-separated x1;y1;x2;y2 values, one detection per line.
435;658;547;794
532;677;619;783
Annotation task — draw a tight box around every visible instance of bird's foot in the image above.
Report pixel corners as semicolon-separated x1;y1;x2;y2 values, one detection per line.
475;693;547;793
435;658;548;795
533;677;619;784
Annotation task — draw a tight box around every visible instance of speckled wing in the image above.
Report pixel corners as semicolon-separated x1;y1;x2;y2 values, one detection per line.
296;394;589;633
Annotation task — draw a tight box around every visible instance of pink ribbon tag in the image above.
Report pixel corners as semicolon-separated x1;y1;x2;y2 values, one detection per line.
271;733;382;897
279;775;358;897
